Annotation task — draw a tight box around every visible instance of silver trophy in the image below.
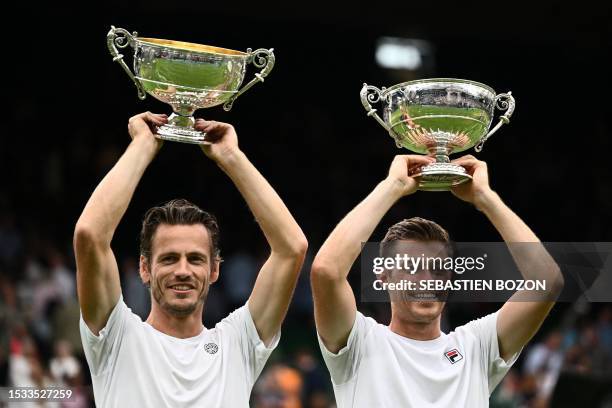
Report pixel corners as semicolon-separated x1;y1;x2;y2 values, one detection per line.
360;79;515;191
107;26;275;144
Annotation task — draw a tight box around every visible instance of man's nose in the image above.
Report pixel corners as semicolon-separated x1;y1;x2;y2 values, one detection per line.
418;269;433;280
174;257;192;278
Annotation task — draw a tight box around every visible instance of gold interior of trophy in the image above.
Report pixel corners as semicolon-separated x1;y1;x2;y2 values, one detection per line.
137;38;247;56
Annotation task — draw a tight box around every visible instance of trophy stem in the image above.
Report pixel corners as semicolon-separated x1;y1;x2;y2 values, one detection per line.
431;147;451;164
156;112;207;144
168;112;195;129
426;131;453;164
415;131;471;191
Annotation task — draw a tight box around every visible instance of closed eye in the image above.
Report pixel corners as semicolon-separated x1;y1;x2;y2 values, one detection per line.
188;255;207;265
160;255;178;264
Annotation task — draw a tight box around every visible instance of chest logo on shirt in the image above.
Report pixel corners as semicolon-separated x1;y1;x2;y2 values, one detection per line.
444;349;463;364
204;342;219;354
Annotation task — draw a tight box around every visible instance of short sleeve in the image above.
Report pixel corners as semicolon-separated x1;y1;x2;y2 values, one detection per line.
317;312;376;385
217;302;280;386
461;312;521;394
79;296;130;376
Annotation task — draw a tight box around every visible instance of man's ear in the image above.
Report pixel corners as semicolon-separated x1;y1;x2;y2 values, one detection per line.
209;259;221;284
139;255;151;287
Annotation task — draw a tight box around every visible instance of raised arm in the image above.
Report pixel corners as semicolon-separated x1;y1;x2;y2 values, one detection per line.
74;112;166;334
195;119;308;345
311;155;434;353
451;155;564;361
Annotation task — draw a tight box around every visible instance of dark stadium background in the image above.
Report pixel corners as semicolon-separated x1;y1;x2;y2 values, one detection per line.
2;2;611;407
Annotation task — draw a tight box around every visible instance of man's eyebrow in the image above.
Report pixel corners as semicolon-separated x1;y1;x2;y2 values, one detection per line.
155;251;209;259
187;251;208;259
157;251;208;258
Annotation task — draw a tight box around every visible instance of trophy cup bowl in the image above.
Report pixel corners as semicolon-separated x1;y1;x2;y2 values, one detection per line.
107;26;275;144
360;78;515;191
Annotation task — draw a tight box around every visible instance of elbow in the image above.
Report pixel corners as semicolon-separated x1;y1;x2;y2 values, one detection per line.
278;234;308;259
73;222;104;251
271;235;308;264
549;265;564;295
538;264;564;301
293;235;309;258
311;257;342;283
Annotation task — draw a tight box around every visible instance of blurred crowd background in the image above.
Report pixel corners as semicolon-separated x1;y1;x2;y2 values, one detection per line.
2;2;611;407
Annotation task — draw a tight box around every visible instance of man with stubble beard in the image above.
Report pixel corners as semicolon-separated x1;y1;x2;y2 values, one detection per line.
311;154;564;407
75;112;307;407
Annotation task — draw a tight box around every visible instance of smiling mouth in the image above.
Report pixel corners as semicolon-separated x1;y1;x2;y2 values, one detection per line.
404;292;445;301
168;284;195;293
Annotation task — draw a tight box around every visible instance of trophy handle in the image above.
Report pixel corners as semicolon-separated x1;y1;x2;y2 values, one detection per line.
223;48;275;111
360;83;391;131
360;84;406;147
475;92;515;152
107;26;146;100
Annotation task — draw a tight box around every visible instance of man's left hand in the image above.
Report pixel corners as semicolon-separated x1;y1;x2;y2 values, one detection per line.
450;155;494;209
195;119;240;163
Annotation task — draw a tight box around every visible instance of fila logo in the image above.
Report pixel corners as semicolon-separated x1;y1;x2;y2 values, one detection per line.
444;349;463;364
204;343;219;354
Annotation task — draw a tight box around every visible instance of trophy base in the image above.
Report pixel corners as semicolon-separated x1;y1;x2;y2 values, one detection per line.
156;124;207;145
414;163;472;191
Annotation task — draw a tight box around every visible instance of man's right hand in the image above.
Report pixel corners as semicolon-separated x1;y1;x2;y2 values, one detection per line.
385;155;435;196
127;112;167;149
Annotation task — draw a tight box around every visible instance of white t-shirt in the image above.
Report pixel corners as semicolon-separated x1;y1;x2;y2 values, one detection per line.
80;296;279;408
318;311;519;408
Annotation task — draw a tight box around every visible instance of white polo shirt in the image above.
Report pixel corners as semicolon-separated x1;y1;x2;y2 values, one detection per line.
80;296;279;408
318;311;519;408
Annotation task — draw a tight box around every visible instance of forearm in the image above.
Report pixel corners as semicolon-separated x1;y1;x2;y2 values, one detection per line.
313;178;405;279
75;138;158;244
216;149;306;256
478;190;538;242
479;191;563;292
486;191;562;359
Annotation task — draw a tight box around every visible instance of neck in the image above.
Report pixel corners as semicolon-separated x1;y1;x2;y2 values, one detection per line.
146;303;205;339
389;312;442;341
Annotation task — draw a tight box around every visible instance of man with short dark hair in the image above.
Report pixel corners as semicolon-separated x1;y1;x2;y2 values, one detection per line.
75;112;307;407
311;154;564;407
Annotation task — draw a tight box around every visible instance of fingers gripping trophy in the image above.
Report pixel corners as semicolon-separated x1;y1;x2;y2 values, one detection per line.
360;79;515;191
107;26;275;144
